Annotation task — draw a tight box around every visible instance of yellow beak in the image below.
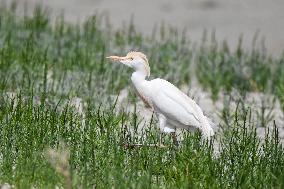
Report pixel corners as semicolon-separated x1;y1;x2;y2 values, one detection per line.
106;56;127;61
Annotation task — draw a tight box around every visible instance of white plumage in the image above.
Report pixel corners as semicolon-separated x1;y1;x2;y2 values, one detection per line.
107;51;214;143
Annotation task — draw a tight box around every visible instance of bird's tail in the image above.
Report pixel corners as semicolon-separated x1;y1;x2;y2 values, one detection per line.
200;115;215;140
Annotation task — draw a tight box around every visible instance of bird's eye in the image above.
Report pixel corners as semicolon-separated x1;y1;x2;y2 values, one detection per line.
129;57;134;61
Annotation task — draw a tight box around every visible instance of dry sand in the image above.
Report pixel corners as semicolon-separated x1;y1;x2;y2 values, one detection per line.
9;0;284;56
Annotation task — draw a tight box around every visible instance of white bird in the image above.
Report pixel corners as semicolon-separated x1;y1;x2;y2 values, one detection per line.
107;51;214;145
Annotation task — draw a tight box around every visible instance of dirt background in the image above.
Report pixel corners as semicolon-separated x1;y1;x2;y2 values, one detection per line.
8;0;284;57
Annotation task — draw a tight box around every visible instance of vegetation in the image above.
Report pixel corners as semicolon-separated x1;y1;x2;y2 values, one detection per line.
0;3;283;189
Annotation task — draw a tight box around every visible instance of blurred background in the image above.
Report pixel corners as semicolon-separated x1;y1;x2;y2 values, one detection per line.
14;0;284;56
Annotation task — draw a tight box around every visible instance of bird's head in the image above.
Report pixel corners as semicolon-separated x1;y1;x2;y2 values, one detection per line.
106;51;150;78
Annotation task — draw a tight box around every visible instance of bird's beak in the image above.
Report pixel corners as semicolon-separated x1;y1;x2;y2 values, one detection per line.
106;56;126;61
106;55;130;67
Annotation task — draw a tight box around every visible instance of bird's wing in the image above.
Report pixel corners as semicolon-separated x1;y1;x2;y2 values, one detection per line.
150;79;203;128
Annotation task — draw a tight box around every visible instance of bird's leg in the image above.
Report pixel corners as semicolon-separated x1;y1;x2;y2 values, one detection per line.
121;114;169;149
159;132;167;148
171;132;179;147
159;133;163;146
158;114;168;148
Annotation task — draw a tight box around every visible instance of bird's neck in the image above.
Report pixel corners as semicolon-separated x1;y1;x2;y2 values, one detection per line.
131;71;153;108
131;71;148;85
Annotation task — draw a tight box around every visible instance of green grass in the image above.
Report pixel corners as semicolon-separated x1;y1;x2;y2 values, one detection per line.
1;95;283;188
196;31;284;101
0;3;284;189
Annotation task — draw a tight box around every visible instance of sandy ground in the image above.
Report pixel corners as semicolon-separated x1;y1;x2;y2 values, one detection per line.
8;0;284;57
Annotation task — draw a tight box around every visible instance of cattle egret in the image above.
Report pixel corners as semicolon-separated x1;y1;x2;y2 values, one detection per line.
107;51;214;145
